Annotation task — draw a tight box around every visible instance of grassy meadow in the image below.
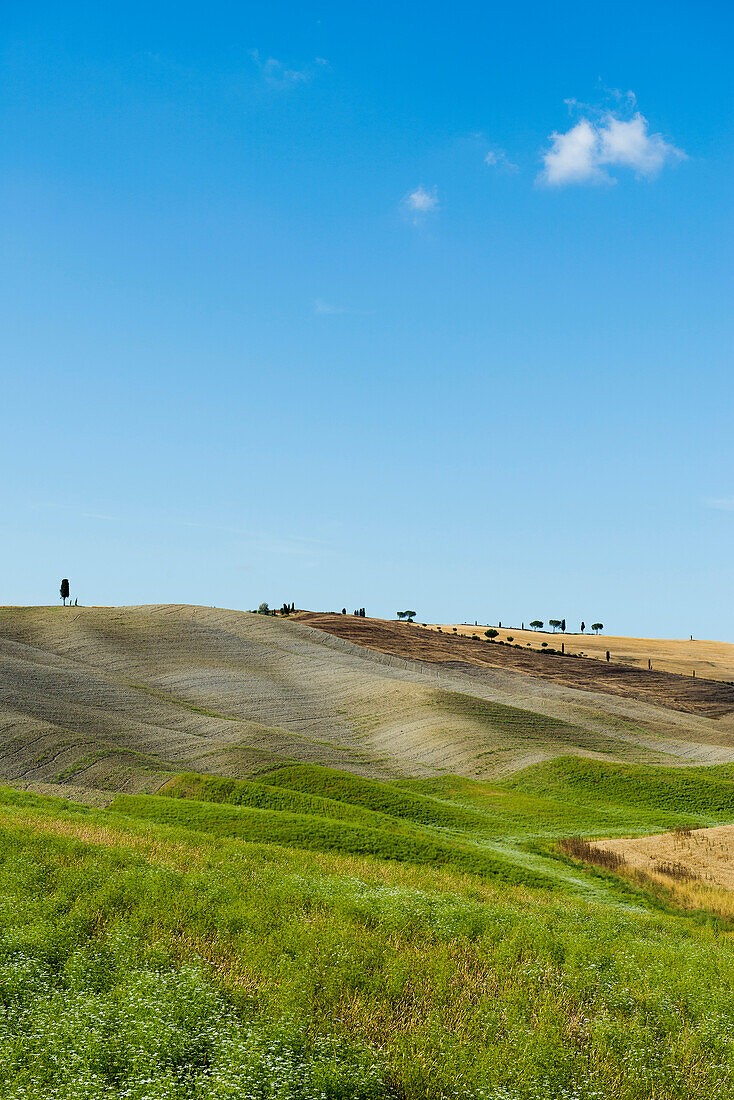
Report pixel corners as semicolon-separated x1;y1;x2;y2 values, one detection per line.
3;759;734;1097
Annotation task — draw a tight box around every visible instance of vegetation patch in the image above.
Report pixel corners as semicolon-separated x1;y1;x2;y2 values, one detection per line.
260;764;489;829
506;756;734;822
159;772;401;828
0;782;733;1097
0;928;388;1099
557;835;627;872
108;793;553;888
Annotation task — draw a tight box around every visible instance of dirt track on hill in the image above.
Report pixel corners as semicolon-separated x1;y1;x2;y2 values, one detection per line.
2;605;734;801
296;614;734;718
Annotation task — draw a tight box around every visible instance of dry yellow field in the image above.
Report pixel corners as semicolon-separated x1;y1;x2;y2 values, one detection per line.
600;822;734;891
427;623;734;682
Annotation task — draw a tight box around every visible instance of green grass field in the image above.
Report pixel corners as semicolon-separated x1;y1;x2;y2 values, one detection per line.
4;757;734;1098
258;764;490;829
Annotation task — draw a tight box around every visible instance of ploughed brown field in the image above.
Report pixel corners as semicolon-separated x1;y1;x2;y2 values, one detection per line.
296;613;734;718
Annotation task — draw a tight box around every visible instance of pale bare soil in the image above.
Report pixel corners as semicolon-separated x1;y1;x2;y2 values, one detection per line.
2;605;734;802
432;624;734;682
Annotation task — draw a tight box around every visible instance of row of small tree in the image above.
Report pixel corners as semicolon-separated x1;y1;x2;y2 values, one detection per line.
529;619;603;634
257;601;296;615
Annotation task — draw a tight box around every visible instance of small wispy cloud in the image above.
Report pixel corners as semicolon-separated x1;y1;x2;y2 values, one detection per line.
564;87;638;114
406;185;438;213
704;498;734;513
32;502;119;522
484;147;518;172
314;299;347;315
539;98;685;186
313;299;373;317
249;49;326;89
402;185;439;225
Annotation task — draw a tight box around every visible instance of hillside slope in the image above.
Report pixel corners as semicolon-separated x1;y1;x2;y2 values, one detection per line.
297;613;734;715
432;622;734;682
1;604;734;802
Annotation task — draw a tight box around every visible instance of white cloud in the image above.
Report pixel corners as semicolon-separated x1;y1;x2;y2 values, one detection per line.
484;147;518;171
249;48;321;88
405;185;439;214
564;88;637;114
599;114;683;176
540;107;685;186
541;119;603;185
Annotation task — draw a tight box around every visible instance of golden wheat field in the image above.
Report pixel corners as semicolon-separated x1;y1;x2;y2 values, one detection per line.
431;623;734;681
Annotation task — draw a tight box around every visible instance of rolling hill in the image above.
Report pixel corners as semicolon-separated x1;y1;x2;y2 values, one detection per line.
2;604;734;804
296;612;734;714
4;605;734;1097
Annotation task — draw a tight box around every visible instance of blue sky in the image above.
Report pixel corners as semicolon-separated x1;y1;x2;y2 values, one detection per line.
2;1;733;636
